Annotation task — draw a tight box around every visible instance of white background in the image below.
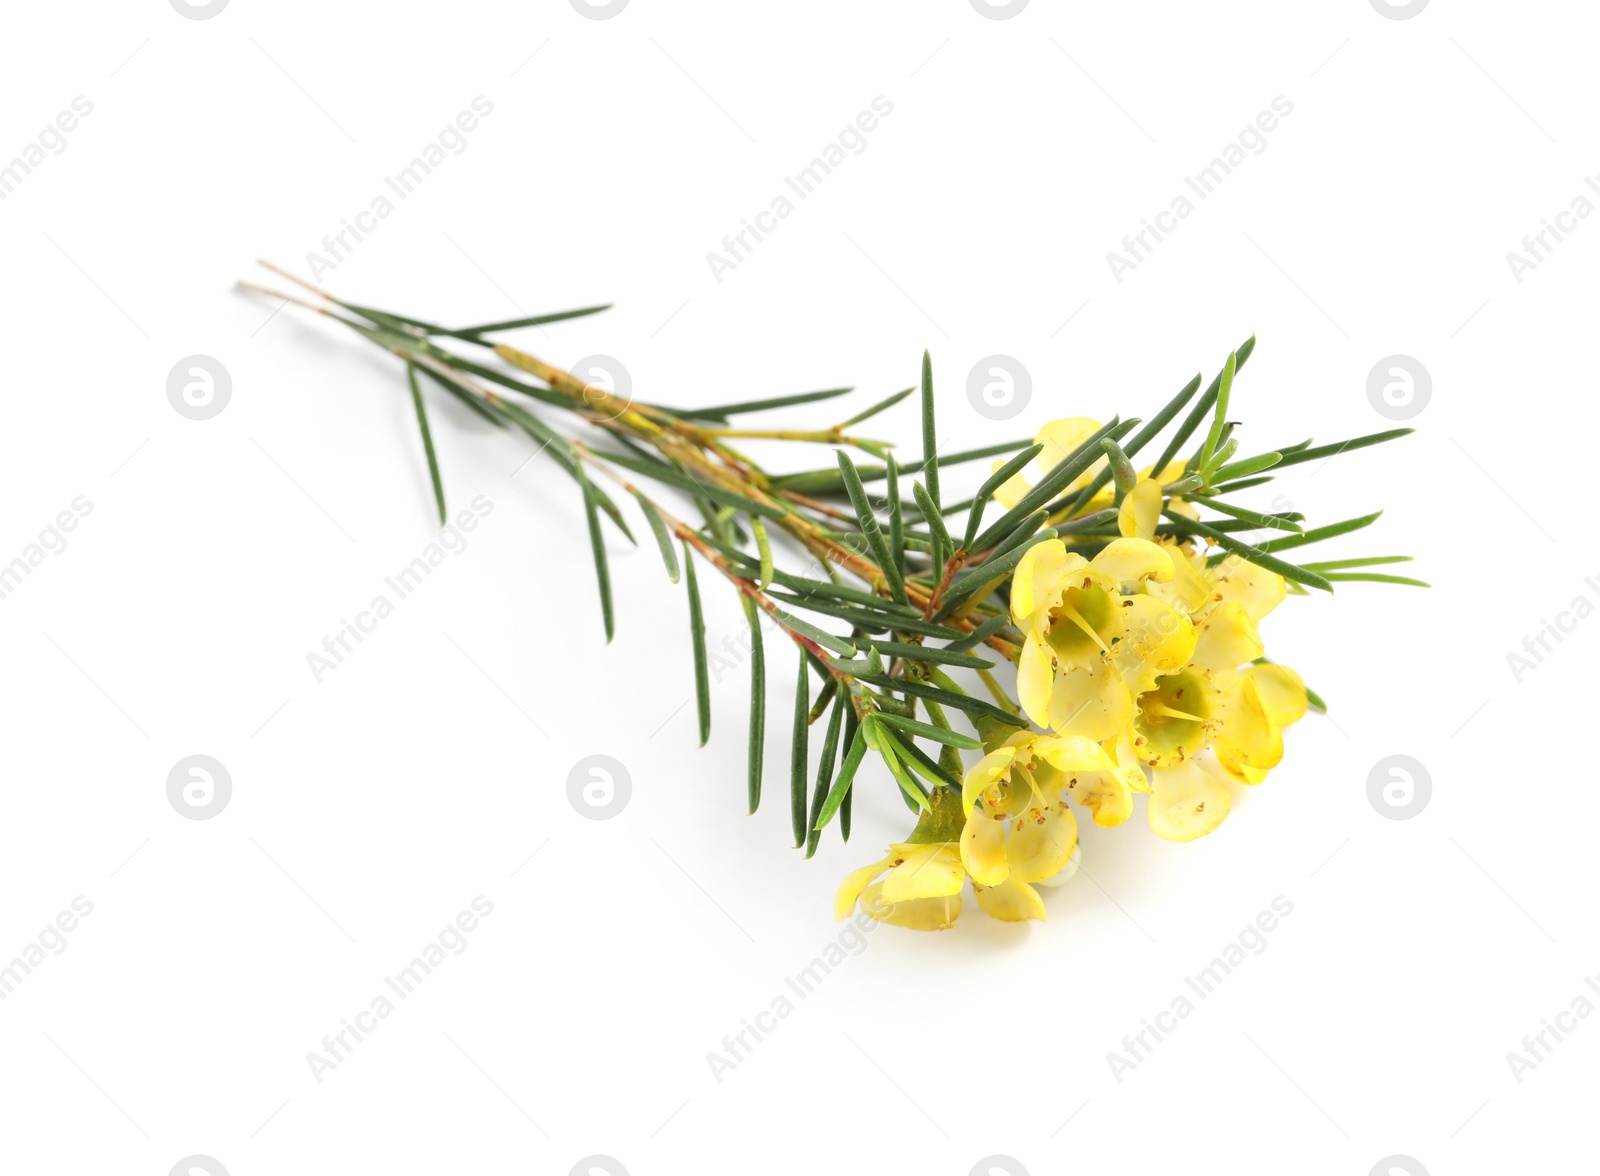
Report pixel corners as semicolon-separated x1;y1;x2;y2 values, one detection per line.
0;1;1590;1174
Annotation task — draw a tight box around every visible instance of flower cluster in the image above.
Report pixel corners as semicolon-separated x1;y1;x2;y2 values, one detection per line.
837;418;1310;930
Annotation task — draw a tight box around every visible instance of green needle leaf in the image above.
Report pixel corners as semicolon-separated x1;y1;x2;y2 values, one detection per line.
1208;475;1275;494
578;472;614;641
836;451;907;605
1210;451;1282;483
767;593;962;639
875;727;931;812
885;454;905;579
450;304;613;338
965;443;1043;550
765;603;858;656
685;542;710;746
1168;510;1333;592
815;719;869;830
752;515;774;590
1187;493;1304;533
1323;572;1430;587
837;385;914;428
1250;511;1385;554
405;361;446;526
873;711;982;749
1149;336;1257;479
1196;351;1237;474
921;351;940;513
1300;555;1413;571
945;612;1015;652
977;418;1133;551
414;359;508;428
891;734;963;790
634;491;680;583
913;481;953;564
858;674;1026;727
743;597;766;815
1267;428;1415;471
840;710;856;841
595;448;788;520
790;650;810;846
805;697;847;856
689;386;855;418
1102;438;1137;500
861;639;993;669
1055;507;1119;537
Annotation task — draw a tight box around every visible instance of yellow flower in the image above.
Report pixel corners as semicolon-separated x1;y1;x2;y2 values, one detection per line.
834;841;965;930
1011;537;1197;740
1132;551;1311;839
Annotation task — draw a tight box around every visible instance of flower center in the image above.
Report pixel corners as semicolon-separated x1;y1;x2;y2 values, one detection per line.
1045;584;1116;663
1135;670;1209;763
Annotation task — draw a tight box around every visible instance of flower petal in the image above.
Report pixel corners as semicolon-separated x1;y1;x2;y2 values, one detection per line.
1118;479;1163;541
1208;556;1287;622
862;883;962;930
973;877;1048;922
1046;661;1133;741
960;809;1011;886
1147;760;1231;841
834;853;893;920
1008;802;1078;884
1190;601;1263;675
962;747;1016;816
1088;537;1175;585
881;843;966;904
1214;674;1284;771
1112;594;1197;693
1016;638;1056;729
1251;663;1309;728
1033;733;1115;775
1149;540;1214;616
1068;769;1134;827
1011;538;1069;624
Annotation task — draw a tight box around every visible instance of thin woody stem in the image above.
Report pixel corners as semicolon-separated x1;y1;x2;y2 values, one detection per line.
239;271;1023;661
